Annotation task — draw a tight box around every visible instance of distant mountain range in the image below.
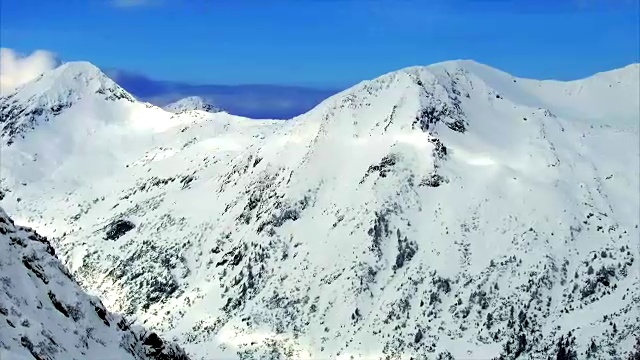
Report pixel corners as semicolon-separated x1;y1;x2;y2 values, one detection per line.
163;96;223;114
104;69;340;119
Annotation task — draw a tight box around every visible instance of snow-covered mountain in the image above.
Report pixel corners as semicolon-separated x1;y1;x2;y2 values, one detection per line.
1;60;639;360
0;206;191;360
164;96;223;114
0;61;134;144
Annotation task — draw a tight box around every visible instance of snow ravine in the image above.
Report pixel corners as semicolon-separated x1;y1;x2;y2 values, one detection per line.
1;60;639;360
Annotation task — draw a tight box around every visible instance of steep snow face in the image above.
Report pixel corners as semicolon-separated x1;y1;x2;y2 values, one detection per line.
0;206;191;360
2;61;639;360
164;96;223;114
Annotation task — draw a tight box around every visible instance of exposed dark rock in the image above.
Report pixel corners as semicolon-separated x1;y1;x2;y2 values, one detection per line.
143;331;164;348
393;229;418;271
47;291;69;318
104;219;135;240
414;329;423;343
94;304;110;326
554;333;578;360
22;256;49;284
368;210;392;258
257;195;311;235
428;137;448;161
179;175;196;190
360;154;398;184
414;105;450;132
627;336;640;360
420;173;448;187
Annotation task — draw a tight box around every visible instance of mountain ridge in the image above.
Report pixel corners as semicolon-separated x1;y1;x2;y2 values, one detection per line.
294;59;639;130
1;59;639;360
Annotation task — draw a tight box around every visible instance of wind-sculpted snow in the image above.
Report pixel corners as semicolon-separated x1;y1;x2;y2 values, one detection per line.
1;60;639;359
0;207;191;360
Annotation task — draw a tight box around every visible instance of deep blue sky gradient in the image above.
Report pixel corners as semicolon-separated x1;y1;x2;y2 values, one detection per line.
1;0;638;87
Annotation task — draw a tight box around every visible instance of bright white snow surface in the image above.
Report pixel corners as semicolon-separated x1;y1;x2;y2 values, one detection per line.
1;60;639;359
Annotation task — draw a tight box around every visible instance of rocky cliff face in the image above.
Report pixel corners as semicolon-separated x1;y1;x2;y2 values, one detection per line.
0;206;191;360
1;60;639;360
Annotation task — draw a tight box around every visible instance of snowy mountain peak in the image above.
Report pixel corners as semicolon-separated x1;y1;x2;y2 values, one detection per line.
304;60;639;139
425;58;490;72
8;61;133;102
0;61;135;145
164;96;223;114
298;61;479;137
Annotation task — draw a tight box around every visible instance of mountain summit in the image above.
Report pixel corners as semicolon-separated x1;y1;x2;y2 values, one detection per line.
7;61;133;101
1;60;639;360
0;61;135;145
164;96;223;114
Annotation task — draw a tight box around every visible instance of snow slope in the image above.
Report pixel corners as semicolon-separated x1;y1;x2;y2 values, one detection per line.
0;206;191;360
1;60;639;360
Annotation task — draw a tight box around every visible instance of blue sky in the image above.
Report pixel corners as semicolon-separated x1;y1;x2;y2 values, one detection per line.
1;0;638;87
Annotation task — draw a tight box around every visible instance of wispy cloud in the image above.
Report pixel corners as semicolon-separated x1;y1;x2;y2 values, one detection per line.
0;48;59;94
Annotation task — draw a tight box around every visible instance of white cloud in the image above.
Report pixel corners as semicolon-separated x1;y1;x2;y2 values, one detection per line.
0;48;59;94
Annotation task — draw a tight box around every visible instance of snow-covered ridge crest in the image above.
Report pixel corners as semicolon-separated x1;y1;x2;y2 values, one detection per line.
298;59;639;135
425;60;640;130
0;206;191;360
